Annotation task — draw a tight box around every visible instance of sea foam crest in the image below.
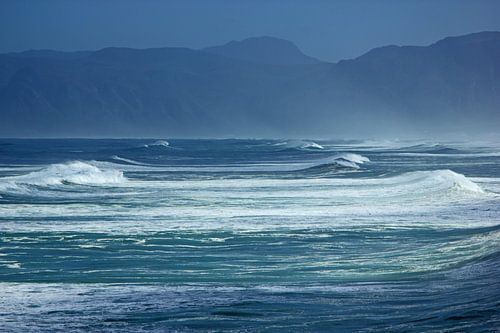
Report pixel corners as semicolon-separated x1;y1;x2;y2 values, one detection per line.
1;161;126;187
306;153;370;170
144;140;170;148
330;153;370;168
401;169;484;193
274;140;324;150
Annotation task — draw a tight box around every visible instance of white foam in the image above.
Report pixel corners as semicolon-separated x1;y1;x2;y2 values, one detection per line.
274;140;324;150
300;141;324;150
331;153;370;168
1;166;494;234
101;153;370;173
305;153;370;170
3;262;21;269
111;155;150;166
144;140;170;148
0;161;126;188
396;170;484;193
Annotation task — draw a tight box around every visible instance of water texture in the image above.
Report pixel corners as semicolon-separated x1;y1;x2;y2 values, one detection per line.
0;139;499;332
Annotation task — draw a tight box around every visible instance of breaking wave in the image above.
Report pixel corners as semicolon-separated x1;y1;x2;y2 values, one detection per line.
143;140;170;148
389;169;484;194
274;140;324;150
301;153;370;172
0;161;126;189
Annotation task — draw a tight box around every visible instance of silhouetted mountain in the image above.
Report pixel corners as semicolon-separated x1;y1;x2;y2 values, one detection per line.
316;31;500;134
203;36;321;65
0;32;498;137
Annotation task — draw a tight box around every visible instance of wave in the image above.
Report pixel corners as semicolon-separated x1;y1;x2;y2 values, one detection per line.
105;153;371;174
391;152;500;158
274;140;324;150
0;161;126;190
143;140;170;148
111;155;150;166
301;153;370;172
397;143;461;154
391;169;484;194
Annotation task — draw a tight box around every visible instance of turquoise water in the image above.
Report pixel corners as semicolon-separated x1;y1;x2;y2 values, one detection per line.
0;139;499;332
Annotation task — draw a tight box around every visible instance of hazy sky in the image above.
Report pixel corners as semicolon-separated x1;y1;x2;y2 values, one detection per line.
1;0;500;62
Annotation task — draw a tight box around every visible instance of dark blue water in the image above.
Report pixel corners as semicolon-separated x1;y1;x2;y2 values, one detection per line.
0;139;499;332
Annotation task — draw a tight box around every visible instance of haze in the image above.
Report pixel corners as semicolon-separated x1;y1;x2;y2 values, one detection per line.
0;1;499;139
1;0;500;62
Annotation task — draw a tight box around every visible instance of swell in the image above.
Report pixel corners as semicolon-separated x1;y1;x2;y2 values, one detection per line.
273;140;325;151
0;161;126;196
398;143;462;154
110;155;151;166
298;153;370;172
0;160;486;198
380;169;484;193
106;152;371;174
143;140;170;148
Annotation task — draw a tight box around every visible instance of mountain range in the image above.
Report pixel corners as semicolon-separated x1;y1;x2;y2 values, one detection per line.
0;32;499;138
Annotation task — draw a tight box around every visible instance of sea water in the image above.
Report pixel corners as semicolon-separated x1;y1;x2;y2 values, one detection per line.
0;139;499;332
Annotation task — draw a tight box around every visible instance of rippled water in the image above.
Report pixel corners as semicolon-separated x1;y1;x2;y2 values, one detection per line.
0;139;499;332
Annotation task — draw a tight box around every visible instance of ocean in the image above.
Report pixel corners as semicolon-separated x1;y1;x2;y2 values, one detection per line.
0;138;499;332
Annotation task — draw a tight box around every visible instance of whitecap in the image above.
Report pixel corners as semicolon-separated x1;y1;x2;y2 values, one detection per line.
111;155;149;166
394;169;484;193
0;161;126;190
4;262;21;269
302;153;370;171
144;140;170;148
274;140;324;150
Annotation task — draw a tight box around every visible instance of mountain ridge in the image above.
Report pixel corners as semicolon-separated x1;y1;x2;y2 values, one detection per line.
202;36;322;65
0;31;498;138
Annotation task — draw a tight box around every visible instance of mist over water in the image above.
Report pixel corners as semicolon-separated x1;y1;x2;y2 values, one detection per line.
0;139;499;331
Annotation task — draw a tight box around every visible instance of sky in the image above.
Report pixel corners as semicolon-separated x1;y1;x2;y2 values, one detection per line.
1;0;500;62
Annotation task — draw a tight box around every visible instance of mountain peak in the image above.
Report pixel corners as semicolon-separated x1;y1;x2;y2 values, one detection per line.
433;31;500;46
203;36;321;65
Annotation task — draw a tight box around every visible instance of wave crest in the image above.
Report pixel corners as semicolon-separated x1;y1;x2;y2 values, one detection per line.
397;169;484;193
274;140;324;150
144;140;170;148
1;161;126;188
303;153;370;172
111;155;149;166
399;143;460;154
